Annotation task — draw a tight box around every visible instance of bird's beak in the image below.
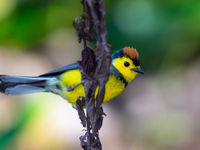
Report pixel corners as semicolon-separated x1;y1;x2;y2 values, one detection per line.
131;68;144;74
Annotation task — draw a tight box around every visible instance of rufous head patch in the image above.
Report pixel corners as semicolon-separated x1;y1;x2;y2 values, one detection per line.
123;47;139;60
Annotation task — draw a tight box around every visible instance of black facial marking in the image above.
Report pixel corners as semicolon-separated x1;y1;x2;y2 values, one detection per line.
112;50;124;60
112;49;140;66
124;61;130;67
133;59;140;66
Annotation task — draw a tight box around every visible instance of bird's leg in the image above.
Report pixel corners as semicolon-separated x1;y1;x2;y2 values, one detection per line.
67;83;83;92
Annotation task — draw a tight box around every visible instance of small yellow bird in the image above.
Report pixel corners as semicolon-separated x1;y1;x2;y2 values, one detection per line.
0;47;144;105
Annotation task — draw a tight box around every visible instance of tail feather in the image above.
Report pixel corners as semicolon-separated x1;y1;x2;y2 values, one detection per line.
0;75;48;95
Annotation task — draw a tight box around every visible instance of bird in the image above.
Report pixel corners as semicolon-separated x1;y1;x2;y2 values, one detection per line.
0;47;144;106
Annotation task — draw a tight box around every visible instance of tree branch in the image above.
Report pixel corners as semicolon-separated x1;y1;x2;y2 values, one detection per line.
73;0;112;149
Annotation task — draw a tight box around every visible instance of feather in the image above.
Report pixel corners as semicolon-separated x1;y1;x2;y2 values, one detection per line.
4;84;46;94
40;63;79;77
123;47;139;60
0;75;48;95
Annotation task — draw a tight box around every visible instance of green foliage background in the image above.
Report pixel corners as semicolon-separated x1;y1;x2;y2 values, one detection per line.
0;0;199;71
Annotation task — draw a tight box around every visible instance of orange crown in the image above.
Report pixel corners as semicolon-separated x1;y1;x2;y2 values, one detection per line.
123;47;139;60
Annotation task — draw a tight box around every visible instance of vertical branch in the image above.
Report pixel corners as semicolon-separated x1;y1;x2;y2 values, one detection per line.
73;0;112;150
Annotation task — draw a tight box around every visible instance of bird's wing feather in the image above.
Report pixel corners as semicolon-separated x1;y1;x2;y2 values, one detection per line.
40;62;79;77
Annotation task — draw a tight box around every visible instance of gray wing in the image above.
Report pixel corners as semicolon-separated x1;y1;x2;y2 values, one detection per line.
40;62;79;77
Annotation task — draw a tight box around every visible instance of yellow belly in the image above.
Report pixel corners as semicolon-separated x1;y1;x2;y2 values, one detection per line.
59;70;125;105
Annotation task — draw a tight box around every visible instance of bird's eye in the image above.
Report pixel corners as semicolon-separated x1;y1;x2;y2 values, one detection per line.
124;61;130;67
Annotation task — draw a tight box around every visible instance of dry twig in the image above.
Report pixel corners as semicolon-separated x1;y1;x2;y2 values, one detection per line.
73;0;112;149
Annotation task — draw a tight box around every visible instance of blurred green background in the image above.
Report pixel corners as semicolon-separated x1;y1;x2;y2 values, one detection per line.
0;0;200;150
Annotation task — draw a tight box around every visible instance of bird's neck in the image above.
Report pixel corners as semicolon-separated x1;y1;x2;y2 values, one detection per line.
110;64;128;87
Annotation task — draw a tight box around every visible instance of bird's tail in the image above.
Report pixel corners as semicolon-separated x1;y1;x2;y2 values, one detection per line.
0;75;49;95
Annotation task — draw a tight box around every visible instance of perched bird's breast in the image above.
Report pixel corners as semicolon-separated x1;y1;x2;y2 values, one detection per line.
102;75;126;103
54;69;126;105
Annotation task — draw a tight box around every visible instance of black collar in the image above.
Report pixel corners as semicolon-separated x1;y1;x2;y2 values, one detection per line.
110;65;128;88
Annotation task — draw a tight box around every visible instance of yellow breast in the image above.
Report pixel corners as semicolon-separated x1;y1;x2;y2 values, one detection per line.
59;69;125;105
